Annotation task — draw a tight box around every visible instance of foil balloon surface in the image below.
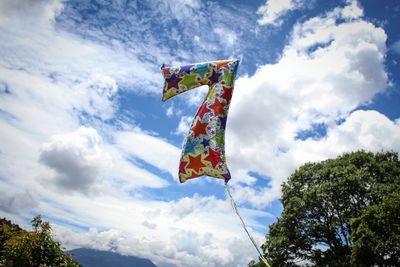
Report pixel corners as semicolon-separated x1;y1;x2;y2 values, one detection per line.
161;59;239;183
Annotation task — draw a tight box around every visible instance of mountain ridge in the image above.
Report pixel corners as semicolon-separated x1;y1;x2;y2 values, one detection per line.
67;248;157;267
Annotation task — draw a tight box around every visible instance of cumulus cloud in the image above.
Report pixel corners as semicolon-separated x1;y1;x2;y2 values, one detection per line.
292;110;400;162
230;110;400;208
39;127;111;193
50;194;267;267
257;0;302;26
226;1;393;208
341;0;364;20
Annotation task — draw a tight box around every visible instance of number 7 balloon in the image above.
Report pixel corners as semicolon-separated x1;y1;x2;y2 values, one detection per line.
161;60;272;267
161;59;239;183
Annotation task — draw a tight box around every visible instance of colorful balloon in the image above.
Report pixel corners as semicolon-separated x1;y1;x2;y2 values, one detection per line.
161;59;239;183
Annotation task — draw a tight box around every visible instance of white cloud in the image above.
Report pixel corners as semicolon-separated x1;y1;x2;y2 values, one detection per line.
39;127;111;193
214;27;238;48
0;0;161;95
165;103;183;118
292;110;400;162
114;130;181;180
229;110;400;208
0;0;63;26
74;74;118;121
166;106;174;117
175;116;193;136
49;194;268;267
341;0;364;20
0;184;39;215
225;1;392;208
257;0;302;26
164;0;201;21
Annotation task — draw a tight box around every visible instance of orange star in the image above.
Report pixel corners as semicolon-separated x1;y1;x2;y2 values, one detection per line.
209;98;225;116
186;154;206;174
192;119;208;137
216;61;230;70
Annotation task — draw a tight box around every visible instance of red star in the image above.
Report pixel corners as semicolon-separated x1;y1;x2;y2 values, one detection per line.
220;86;233;103
162;67;170;77
204;148;223;168
192;119;208;137
195;103;211;120
179;160;187;174
209;98;225;116
186;154;206;174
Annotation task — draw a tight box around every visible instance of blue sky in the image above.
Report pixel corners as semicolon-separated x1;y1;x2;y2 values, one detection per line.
0;0;400;266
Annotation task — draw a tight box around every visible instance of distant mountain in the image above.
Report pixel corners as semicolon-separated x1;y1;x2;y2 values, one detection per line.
68;248;157;267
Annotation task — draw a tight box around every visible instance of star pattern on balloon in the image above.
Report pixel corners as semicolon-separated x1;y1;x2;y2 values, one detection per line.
192;119;208;137
209;98;225;116
219;116;227;129
195;103;211;120
204;148;223;168
186;154;206;174
180;65;192;74
184;138;199;155
220;86;233;103
208;69;221;85
161;60;239;183
196;63;209;78
217;61;230;70
212;130;224;147
166;73;181;90
201;138;210;147
180;72;198;90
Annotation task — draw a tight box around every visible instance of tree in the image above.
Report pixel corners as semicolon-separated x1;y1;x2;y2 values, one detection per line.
0;215;81;267
261;151;400;266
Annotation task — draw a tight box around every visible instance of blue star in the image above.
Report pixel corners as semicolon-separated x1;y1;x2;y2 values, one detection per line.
196;63;209;78
201;138;210;147
184;138;199;155
219;116;227;129
180;64;192;74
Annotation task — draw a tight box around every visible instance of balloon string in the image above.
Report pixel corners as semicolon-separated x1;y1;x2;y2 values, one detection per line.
225;182;271;267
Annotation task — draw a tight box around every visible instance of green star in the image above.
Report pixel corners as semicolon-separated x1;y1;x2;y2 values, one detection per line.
221;70;234;86
180;73;199;90
212;130;225;148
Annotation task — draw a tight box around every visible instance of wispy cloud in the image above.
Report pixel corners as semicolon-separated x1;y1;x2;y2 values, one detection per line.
257;0;303;26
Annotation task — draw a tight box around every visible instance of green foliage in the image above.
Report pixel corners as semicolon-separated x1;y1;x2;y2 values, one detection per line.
260;151;400;266
0;215;81;267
